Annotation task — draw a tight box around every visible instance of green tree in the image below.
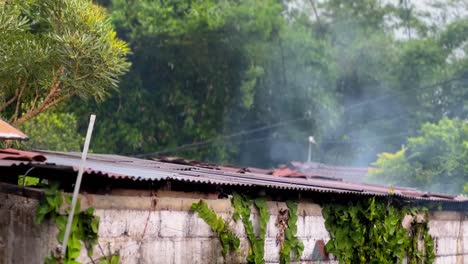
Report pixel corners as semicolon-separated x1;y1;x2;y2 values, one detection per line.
69;0;468;169
369;118;468;194
20;110;83;151
69;0;339;165
0;0;130;127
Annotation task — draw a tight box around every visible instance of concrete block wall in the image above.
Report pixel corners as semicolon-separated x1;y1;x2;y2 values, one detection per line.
0;193;58;264
88;208;336;264
0;193;467;264
428;212;467;264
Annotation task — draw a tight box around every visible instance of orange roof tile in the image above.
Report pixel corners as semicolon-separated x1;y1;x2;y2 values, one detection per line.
0;119;28;140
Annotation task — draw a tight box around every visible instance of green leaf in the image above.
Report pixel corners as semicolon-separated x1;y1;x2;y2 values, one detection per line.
110;254;120;264
36;202;52;224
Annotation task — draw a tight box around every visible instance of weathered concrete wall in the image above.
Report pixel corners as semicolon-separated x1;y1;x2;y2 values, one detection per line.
0;193;58;264
0;192;467;264
428;212;467;264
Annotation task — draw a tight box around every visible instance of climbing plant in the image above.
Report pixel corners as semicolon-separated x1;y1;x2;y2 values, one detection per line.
322;197;435;264
279;201;304;264
232;193;270;264
407;216;436;264
191;200;240;257
36;185;118;264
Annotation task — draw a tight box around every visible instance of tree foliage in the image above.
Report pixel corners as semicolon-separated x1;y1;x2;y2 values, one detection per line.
323;198;435;264
20;110;83;151
369;118;468;194
0;0;130;126
4;0;467;192
191;200;240;257
65;0;468;170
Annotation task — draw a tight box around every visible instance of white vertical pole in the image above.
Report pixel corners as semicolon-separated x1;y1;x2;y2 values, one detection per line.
61;114;96;256
307;136;315;163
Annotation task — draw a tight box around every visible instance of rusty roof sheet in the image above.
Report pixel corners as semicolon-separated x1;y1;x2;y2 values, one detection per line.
0;150;466;203
285;161;368;183
0;148;46;161
0;120;28;140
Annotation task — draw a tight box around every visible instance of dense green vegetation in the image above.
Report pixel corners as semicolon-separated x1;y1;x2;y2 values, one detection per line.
369;117;468;194
323;197;435;264
232;193;270;264
1;0;467;192
0;0;130;128
191;200;240;258
36;185;120;263
279;201;304;264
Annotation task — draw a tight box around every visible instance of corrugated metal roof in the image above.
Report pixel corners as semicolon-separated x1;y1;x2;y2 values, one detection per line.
0;120;28;140
286;161;368;183
0;148;46;161
1;150;466;203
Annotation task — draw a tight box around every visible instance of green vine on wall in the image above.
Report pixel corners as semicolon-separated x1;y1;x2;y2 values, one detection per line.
232;193;270;264
407;214;436;264
322;197;435;264
191;200;240;257
36;185;119;264
279;201;304;264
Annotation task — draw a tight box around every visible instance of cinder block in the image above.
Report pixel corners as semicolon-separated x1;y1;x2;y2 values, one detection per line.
435;237;458;256
296;216;306;238
94;209;127;237
203;238;227;264
85;237;142;264
173;238;218;264
463;236;468;254
302;216;315;238
267;216;278;238
429;221;461;238
250;213;260;236
143;211;161;239
302;216;330;239
297;203;323;216
434;255;457;264
126;210;156;238
160;211;189;237
112;243;142;264
463;221;468;236
264;237;280;262
188;212;216;238
220;211;247;238
140;239;174;264
95;209;160;239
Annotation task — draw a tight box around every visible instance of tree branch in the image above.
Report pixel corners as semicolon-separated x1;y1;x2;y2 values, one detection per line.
309;0;322;27
12;79;27;122
12;92;73;127
31;87;40;111
0;92;18;113
11;66;67;126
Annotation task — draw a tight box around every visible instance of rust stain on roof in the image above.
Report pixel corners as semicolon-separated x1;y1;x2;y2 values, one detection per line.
285;161;368;183
0;148;46;161
0;119;28;140
271;167;306;178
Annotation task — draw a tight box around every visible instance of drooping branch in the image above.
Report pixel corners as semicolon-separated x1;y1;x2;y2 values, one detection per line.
11;67;70;127
309;0;322;28
0;92;18;113
12;92;74;127
12;79;27;121
0;78;23;113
